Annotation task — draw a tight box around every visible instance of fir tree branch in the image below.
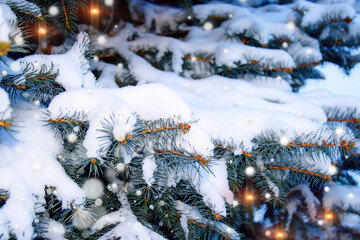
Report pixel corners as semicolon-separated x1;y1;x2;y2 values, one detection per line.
0;120;12;129
154;149;210;166
60;0;70;30
187;218;232;240
265;165;332;181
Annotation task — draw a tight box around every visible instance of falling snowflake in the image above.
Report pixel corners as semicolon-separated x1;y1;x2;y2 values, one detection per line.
82;178;104;199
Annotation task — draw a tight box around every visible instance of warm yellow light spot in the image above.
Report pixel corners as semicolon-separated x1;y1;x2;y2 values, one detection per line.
38;27;46;35
91;158;96;163
325;213;333;220
276;232;284;239
246;194;254;201
91;8;99;15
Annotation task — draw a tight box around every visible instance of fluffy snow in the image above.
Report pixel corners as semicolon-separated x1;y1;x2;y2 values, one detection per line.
125;1;326;76
256;158;280;197
176;201;240;239
1;1;360;239
44;220;66;240
128;1;181;34
215;43;295;69
198;172;229;215
13;32;97;90
49;89;136;159
86;22;360;220
91;188;167;240
0;104;85;239
254;204;267;222
253;4;293;23
285;200;298;230
46;57;341;219
47;85;193;158
202;158;234;205
291;184;320;221
108;38;327;133
46;66;336;216
289;46;322;65
0;3;16;42
0;88;10;120
225;16;295;45
323;183;360;209
96;211;167;240
82;178;104;199
300;62;360;97
294;0;355;28
142;156;157;186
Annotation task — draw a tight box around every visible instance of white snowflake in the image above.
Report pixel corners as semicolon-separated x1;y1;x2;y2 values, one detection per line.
49;6;59;16
203;22;213;31
67;133;78;143
245;166;255;176
82;178;104;199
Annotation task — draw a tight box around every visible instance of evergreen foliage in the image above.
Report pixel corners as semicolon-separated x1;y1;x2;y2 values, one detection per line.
0;0;360;240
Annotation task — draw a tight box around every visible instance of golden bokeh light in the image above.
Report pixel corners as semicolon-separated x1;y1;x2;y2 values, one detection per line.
38;27;46;35
276;232;284;239
91;8;99;15
325;213;333;220
246;194;254;201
